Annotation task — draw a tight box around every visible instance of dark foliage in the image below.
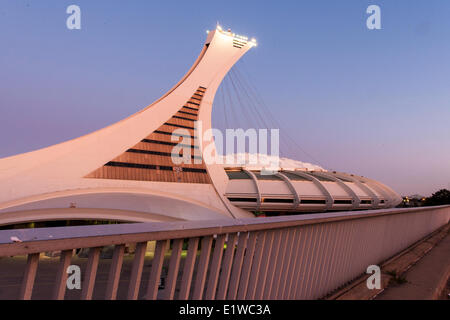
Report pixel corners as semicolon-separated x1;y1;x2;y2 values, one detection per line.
424;189;450;206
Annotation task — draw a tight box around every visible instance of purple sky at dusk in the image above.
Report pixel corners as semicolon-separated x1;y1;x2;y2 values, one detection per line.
1;0;450;196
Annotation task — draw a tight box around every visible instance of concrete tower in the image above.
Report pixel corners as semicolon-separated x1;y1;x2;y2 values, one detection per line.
0;26;401;226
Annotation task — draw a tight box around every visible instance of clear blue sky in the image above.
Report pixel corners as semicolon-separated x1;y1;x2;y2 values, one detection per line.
1;0;449;196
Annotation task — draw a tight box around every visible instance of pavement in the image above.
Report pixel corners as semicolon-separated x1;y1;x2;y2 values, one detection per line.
376;228;450;300
329;223;450;300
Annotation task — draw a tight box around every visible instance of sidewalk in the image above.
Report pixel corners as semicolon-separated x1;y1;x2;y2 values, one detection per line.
328;223;450;300
376;230;450;300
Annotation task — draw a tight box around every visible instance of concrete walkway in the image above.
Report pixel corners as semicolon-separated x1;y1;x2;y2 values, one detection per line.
376;231;450;300
329;223;450;300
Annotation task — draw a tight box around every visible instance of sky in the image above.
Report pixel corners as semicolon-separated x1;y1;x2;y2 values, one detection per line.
0;0;449;196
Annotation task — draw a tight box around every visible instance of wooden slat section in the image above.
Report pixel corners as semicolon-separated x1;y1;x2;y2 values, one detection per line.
95;166;210;184
146;132;198;143
163;239;183;300
180;107;198;114
216;233;238;300
227;232;249;300
81;247;101;300
159;124;195;136
175;112;197;120
20;253;40;300
145;240;168;300
127;242;148;300
105;244;125;300
192;236;213;299
116;152;203;169
186;101;200;108
205;234;226;299
178;237;199;300
167;117;196;128
86;87;211;184
53;250;73;300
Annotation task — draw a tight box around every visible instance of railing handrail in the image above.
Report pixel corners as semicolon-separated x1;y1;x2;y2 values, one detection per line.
0;205;449;257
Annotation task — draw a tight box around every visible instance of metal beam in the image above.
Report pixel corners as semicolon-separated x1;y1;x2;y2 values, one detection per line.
276;172;300;210
286;171;333;210
333;172;380;208
243;169;262;211
312;171;361;210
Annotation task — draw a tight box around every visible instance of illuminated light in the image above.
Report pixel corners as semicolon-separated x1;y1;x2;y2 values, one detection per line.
206;30;210;34
215;25;257;47
235;35;248;41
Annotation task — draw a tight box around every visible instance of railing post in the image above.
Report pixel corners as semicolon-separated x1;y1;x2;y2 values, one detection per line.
179;237;199;300
276;228;296;299
19;253;40;300
297;225;319;299
216;233;238;300
291;227;309;299
145;240;168;300
318;222;342;298
192;236;213;300
254;231;275;299
227;232;249;300
164;239;184;300
263;230;282;300
53;250;73;300
307;224;330;299
205;234;227;300
270;228;292;299
81;247;101;300
1;206;448;301
236;232;259;299
105;244;125;300
127;242;148;300
284;228;302;299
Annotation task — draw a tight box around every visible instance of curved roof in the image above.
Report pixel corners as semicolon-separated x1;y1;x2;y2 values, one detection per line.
222;153;325;172
224;168;402;212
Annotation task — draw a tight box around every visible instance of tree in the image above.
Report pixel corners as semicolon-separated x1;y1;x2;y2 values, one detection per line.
424;189;450;206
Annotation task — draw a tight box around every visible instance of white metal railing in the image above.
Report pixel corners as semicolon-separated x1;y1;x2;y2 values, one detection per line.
0;206;449;300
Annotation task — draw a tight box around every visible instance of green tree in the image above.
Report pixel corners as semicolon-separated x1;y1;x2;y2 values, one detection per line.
424;189;450;206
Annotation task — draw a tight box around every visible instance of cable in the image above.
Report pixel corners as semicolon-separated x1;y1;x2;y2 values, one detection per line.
236;59;328;169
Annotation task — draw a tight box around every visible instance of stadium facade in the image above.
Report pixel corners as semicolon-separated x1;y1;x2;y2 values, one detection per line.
0;27;402;226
